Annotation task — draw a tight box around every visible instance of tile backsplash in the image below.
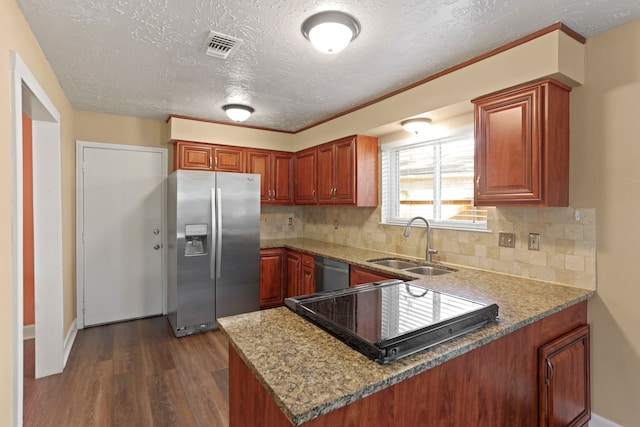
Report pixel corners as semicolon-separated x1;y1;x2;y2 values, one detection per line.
261;205;596;290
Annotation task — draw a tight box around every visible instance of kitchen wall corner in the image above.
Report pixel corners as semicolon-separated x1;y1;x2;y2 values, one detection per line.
260;206;305;239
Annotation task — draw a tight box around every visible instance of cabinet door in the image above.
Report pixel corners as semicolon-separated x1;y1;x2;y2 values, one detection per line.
214;146;244;172
285;251;301;298
473;79;570;206
272;152;293;205
317;143;335;204
333;138;356;204
474;85;540;204
294;148;317;204
349;265;397;286
259;249;284;309
539;324;590;427
246;150;271;202
299;254;315;295
176;141;214;170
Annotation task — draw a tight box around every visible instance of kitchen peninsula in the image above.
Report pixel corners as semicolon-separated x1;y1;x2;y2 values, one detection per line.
218;239;594;426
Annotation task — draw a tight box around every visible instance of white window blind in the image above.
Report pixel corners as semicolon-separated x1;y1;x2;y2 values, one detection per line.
381;132;487;230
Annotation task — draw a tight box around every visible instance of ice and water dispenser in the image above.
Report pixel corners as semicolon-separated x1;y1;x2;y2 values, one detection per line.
184;224;208;256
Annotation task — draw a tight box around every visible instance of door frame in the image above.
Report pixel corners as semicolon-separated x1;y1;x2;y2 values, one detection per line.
10;51;64;425
75;141;168;328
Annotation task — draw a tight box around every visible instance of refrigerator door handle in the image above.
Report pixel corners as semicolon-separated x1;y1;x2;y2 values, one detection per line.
215;188;223;279
210;188;216;279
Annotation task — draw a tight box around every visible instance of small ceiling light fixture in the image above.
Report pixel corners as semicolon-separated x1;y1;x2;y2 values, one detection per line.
401;118;432;134
222;104;254;122
301;11;361;54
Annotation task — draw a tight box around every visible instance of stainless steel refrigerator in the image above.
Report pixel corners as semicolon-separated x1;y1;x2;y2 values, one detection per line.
167;170;260;337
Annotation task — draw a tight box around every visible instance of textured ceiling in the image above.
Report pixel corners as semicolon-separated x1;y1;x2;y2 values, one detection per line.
16;0;640;132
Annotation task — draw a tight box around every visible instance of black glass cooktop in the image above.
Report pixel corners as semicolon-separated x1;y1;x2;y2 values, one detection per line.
285;280;499;364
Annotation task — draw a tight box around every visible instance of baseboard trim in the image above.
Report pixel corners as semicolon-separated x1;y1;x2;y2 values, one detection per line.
63;318;78;367
23;324;35;340
590;413;621;427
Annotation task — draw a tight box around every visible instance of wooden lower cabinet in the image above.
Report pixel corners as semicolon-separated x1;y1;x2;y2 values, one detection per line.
539;324;591;427
286;250;315;297
228;301;590;426
259;249;285;309
349;265;398;286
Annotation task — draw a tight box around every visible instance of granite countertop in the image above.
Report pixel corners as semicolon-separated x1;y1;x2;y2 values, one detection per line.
218;238;595;426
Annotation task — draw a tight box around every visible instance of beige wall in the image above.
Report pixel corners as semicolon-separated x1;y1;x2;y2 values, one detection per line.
570;20;640;424
168;116;294;152
1;0;75;424
75;110;168;170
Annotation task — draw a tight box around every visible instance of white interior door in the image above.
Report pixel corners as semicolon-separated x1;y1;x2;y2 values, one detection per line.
78;142;166;327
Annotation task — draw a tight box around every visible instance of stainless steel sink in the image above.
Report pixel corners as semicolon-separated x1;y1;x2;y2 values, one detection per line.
367;258;420;269
403;266;451;276
367;258;454;276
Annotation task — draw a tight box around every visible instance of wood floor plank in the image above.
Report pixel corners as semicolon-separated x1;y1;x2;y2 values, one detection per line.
24;316;231;427
148;369;198;427
111;369;154;427
170;333;230;426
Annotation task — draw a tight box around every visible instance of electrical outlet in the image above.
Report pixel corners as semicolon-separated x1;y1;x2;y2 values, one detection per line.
288;217;293;226
528;233;540;251
498;232;516;248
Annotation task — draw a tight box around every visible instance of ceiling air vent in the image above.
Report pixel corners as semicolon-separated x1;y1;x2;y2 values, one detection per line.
202;31;241;59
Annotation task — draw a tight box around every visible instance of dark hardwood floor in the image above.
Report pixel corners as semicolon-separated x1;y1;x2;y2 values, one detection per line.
23;316;230;426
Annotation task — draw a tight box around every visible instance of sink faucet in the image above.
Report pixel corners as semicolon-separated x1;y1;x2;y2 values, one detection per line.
403;216;438;262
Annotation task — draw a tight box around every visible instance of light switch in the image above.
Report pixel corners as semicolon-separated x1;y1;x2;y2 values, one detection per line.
498;232;515;248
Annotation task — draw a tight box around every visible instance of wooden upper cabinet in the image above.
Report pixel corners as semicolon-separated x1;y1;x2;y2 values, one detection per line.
317;143;336;204
294;147;318;205
215;146;244;172
174;140;244;172
539;324;590;427
315;135;378;207
246;149;293;205
472;78;571;207
175;141;214;170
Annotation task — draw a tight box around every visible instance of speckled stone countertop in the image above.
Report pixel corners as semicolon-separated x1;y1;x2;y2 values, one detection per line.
217;238;595;426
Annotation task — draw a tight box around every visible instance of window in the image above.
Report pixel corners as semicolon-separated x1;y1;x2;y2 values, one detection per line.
381;132;487;230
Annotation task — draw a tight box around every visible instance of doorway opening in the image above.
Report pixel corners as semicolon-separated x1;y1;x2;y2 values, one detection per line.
11;52;66;426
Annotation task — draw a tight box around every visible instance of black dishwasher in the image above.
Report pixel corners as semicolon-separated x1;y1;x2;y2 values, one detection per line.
315;257;350;292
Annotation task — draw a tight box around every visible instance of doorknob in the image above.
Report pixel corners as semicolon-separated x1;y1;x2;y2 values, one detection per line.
153;229;160;235
153;244;160;250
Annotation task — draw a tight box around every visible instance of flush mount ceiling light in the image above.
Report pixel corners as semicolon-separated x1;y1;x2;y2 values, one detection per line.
301;11;361;54
222;104;254;122
401;118;432;134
